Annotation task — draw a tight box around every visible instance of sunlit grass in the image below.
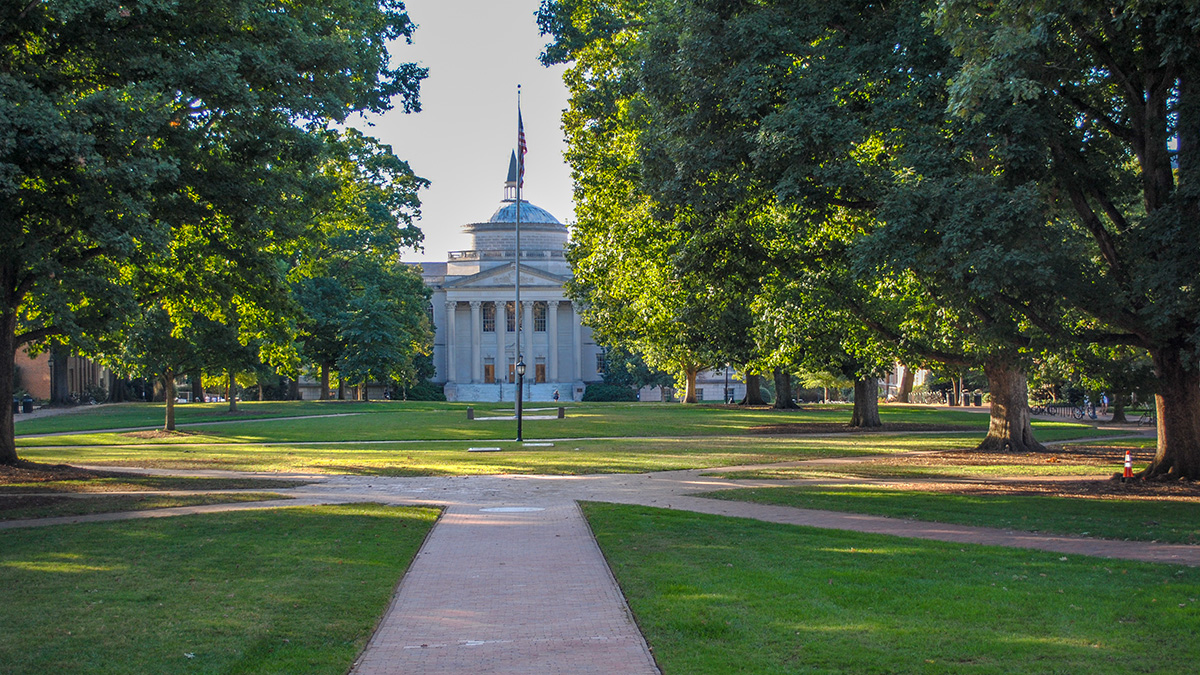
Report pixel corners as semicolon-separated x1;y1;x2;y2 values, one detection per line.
698;484;1200;544
18;401;1001;444
0;493;290;521
584;502;1200;674
0;476;308;494
14;436;892;476
15;421;1129;478
0;504;438;674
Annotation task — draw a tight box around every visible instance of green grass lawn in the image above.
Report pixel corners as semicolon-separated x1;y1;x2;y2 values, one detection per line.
699;484;1200;544
12;436;893;476
14;429;1125;477
584;502;1200;674
12;401;1128;477
714;462;1136;480
17;401;999;444
0;476;308;494
0;504;438;674
0;492;290;521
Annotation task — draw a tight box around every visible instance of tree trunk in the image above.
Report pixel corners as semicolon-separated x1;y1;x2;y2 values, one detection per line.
227;371;237;412
772;369;797;409
682;365;698;403
163;372;177;431
258;384;264;401
976;361;1043;453
320;363;331;400
337;378;345;400
1110;393;1128;424
191;368;204;404
49;344;69;404
849;377;882;427
0;307;19;465
898;367;915;403
741;372;767;405
362;382;369;402
1142;346;1200;479
288;378;300;401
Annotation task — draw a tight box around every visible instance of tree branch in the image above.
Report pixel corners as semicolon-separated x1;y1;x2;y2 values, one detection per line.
1060;88;1136;144
1085;185;1131;233
15;326;60;347
1066;16;1143;111
843;298;974;368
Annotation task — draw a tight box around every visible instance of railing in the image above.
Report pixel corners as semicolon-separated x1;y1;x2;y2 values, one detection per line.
448;249;567;261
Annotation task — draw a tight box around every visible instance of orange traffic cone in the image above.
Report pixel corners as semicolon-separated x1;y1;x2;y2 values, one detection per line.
1123;450;1133;482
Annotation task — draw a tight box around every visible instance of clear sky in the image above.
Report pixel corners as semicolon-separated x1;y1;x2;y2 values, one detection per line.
352;0;575;263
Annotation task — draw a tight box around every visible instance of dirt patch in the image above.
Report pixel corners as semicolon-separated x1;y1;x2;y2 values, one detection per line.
124;429;200;439
866;445;1199;501
0;461;131;486
749;422;969;435
0;494;73;512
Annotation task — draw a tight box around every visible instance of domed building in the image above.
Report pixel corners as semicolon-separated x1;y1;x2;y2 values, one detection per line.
417;154;602;402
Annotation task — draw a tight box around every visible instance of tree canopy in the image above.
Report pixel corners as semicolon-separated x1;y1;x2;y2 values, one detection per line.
1;0;427;463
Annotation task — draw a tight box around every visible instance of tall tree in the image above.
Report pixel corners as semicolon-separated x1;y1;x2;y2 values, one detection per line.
0;0;424;464
541;0;1065;445
292;129;430;400
931;1;1200;477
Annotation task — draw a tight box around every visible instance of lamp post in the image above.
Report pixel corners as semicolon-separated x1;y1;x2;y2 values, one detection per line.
515;357;526;441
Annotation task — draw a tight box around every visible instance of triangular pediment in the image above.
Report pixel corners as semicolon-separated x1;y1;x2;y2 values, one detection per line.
445;262;567;289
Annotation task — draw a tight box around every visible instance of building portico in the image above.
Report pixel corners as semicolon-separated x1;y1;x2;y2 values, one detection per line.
418;155;601;401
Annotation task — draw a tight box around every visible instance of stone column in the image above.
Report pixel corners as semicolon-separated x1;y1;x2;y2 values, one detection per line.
495;300;507;382
523;301;535;365
444;301;457;383
572;302;583;381
469;301;482;383
548;300;560;382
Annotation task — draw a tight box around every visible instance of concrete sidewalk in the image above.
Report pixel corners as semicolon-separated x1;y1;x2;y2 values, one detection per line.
349;502;659;675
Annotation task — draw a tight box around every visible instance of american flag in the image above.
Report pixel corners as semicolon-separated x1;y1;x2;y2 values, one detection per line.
517;109;527;187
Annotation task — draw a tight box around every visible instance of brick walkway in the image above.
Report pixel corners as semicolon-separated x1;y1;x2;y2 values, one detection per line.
348;502;658;675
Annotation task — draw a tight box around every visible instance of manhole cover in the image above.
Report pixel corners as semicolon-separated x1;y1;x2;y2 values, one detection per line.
479;507;545;513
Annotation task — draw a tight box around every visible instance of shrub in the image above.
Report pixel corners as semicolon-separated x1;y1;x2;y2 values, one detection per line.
402;380;447;401
582;383;638;402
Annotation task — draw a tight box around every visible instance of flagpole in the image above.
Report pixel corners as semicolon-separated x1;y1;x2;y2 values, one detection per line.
515;84;524;440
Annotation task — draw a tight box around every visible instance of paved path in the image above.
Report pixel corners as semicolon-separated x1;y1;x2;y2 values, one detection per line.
349;502;657;674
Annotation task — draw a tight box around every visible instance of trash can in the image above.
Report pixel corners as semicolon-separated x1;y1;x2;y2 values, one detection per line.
21;395;33;414
974;393;983;406
961;392;970;407
466;406;474;420
11;398;19;414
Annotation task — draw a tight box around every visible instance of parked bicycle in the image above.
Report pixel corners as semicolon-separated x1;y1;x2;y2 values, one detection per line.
1137;404;1156;427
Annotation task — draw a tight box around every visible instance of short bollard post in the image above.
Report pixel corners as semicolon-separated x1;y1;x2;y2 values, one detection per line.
467;406;474;420
557;406;565;419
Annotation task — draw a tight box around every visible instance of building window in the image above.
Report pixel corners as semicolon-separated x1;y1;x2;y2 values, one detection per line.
535;357;546;383
484;358;495;384
696;388;704;401
533;302;547;332
596;353;605;375
482;303;495;332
